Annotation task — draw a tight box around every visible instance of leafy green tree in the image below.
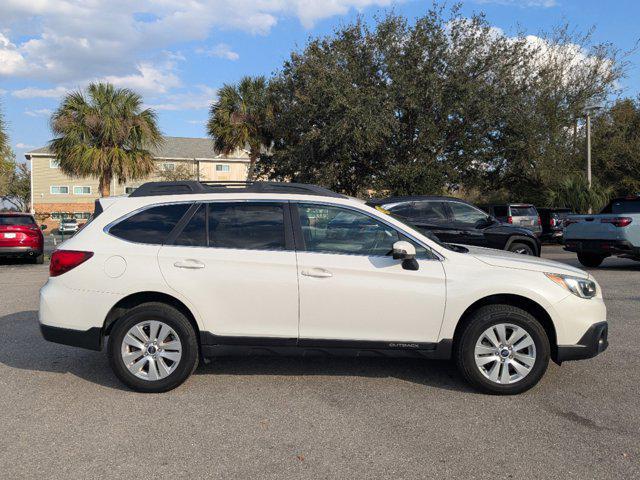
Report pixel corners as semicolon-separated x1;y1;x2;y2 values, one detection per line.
50;82;162;197
156;162;197;182
258;6;623;200
591;97;640;196
207;76;272;181
0;149;30;211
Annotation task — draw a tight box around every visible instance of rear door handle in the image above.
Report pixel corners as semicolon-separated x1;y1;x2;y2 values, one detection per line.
301;268;333;278
174;259;205;269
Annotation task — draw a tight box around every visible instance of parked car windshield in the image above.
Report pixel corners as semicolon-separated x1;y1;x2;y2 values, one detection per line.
0;215;34;226
510;206;537;216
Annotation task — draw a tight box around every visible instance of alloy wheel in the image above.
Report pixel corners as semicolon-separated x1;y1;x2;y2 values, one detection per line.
120;320;182;381
474;323;537;385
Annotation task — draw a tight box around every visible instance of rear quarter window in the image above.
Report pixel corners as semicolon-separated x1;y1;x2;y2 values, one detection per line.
109;203;190;244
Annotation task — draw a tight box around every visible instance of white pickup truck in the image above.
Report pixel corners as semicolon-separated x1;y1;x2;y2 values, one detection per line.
564;195;640;267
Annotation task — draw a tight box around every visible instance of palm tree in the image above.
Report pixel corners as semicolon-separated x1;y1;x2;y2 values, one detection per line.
50;82;162;197
207;76;272;180
546;174;612;214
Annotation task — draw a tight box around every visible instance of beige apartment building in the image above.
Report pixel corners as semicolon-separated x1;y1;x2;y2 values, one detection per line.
25;136;250;229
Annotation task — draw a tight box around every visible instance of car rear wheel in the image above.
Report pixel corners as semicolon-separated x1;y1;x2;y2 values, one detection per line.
508;242;534;255
577;252;605;268
108;302;199;393
455;305;550;395
34;253;44;264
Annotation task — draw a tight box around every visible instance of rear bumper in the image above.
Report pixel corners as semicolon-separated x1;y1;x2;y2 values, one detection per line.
0;246;42;257
40;324;103;351
564;239;639;257
556;321;608;363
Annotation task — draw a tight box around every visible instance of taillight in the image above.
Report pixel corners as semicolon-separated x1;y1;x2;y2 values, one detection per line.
600;217;632;228
550;218;557;227
507;216;513;224
537;216;541;225
49;250;94;277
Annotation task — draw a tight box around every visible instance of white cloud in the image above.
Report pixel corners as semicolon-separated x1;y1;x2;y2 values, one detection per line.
24;108;53;117
474;0;558;7
12;86;69;99
148;85;217;111
187;119;206;125
15;142;35;149
103;62;181;95
197;43;240;61
0;1;394;84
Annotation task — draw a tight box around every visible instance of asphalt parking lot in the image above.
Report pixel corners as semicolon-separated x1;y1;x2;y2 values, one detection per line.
0;246;638;479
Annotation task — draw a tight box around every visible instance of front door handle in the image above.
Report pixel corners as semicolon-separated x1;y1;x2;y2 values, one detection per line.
174;259;205;269
301;268;333;278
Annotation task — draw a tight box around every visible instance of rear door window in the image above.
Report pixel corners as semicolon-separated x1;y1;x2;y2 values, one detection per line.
109;203;190;244
208;203;286;250
0;215;35;226
492;206;508;217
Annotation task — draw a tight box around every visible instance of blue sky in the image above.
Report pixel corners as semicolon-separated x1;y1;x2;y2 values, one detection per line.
1;0;638;163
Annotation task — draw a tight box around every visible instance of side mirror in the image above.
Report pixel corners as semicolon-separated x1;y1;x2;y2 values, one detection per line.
40;224;47;230
392;240;419;271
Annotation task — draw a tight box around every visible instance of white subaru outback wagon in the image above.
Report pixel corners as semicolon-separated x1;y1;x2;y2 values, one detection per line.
39;181;608;394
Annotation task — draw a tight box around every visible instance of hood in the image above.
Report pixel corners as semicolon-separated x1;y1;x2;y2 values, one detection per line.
462;245;588;278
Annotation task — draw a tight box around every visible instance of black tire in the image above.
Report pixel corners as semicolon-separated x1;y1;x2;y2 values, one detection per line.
577;252;605;268
108;302;199;393
455;305;550;395
34;253;44;265
507;242;534;255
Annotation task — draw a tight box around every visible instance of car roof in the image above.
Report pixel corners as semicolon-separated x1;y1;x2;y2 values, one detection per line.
370;195;474;205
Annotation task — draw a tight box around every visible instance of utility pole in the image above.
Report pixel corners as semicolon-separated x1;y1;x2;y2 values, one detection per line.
584;103;602;214
586;110;592;189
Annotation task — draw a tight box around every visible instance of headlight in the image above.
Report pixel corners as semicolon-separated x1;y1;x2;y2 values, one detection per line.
545;273;597;299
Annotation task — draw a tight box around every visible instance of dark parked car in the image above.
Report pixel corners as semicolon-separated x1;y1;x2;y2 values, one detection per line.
368;196;541;256
537;208;573;243
0;212;45;264
483;204;542;237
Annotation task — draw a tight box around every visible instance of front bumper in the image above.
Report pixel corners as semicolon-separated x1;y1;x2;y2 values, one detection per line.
556;321;608;363
40;324;103;351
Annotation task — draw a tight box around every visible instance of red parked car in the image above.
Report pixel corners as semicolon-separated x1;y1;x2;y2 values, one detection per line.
0;213;45;264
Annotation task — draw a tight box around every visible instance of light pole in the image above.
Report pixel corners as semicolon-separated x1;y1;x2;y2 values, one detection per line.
583;103;602;189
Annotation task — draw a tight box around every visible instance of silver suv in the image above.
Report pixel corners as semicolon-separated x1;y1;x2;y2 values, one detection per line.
486;204;542;237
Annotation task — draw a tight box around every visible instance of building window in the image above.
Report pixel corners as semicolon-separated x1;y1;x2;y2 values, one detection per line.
73;186;91;195
161;162;176;171
50;186;69;194
73;212;91;220
51;212;62;220
216;164;230;172
125;186;137;194
49;159;59;168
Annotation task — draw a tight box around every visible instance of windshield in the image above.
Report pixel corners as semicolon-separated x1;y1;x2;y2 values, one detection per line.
0;215;34;226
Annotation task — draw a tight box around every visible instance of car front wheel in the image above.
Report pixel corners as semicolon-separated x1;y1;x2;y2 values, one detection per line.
507;242;534;255
108;302;199;393
455;305;550;395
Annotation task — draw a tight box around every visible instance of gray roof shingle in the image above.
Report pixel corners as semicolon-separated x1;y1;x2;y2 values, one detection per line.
26;136;237;160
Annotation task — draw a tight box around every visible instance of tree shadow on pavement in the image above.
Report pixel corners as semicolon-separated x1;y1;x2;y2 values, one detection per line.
0;311;475;394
